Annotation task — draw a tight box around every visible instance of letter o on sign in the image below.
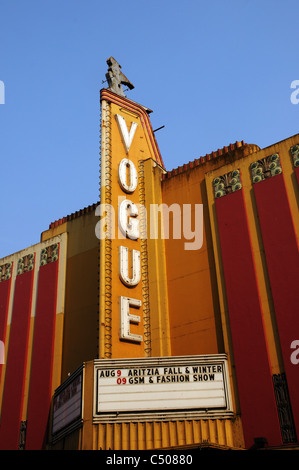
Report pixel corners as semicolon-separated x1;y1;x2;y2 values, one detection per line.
118;158;138;193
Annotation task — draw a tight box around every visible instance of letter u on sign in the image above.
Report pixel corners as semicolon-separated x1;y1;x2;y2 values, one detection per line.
119;246;141;286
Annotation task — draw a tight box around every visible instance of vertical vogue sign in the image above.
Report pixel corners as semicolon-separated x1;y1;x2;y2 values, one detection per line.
117;114;142;343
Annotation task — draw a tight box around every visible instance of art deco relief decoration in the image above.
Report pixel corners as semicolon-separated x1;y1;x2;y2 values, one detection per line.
250;153;282;184
213;169;242;198
290;144;299;168
40;243;59;266
0;263;12;282
18;421;27;450
17;254;34;275
273;373;297;444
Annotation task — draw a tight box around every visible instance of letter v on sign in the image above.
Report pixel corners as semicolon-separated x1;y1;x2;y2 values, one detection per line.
116;114;138;154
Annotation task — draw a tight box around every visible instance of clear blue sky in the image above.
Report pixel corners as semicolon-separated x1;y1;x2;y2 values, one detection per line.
0;0;299;258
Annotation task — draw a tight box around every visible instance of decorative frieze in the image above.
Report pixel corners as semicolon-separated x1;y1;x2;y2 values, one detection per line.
0;262;12;282
40;243;59;266
290;144;299;167
213;169;242;198
18;420;27;450
17;254;34;275
250;153;282;184
273;373;297;443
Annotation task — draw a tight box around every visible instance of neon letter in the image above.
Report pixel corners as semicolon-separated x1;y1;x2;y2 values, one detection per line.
118;158;138;193
119;246;141;286
119;296;142;343
115;114;137;153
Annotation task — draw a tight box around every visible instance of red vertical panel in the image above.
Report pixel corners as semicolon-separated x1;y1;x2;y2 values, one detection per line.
0;269;34;450
253;173;299;436
215;189;282;448
25;260;58;449
0;277;12;374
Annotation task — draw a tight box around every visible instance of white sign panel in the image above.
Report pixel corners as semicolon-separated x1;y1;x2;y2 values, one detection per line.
53;373;82;435
94;355;232;420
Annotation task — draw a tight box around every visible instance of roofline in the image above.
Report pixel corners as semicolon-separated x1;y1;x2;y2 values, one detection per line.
47;142;249;227
49;202;99;229
162;140;250;180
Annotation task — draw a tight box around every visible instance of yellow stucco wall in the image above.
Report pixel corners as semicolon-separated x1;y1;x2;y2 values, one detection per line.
42;209;99;381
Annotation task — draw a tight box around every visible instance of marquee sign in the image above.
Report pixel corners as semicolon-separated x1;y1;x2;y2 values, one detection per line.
52;368;83;439
93;355;233;422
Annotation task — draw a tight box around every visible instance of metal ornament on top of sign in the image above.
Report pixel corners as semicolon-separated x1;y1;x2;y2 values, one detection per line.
116;114;143;344
105;57;134;98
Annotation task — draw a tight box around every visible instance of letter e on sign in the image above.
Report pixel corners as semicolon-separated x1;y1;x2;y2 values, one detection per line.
119;296;142;343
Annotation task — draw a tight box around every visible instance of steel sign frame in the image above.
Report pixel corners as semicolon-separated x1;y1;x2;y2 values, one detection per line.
52;365;84;442
93;354;233;423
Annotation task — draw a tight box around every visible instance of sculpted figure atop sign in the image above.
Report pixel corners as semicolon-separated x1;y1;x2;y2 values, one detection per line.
106;57;134;97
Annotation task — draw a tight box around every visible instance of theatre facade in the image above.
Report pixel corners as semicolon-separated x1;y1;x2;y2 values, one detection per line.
0;60;298;450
